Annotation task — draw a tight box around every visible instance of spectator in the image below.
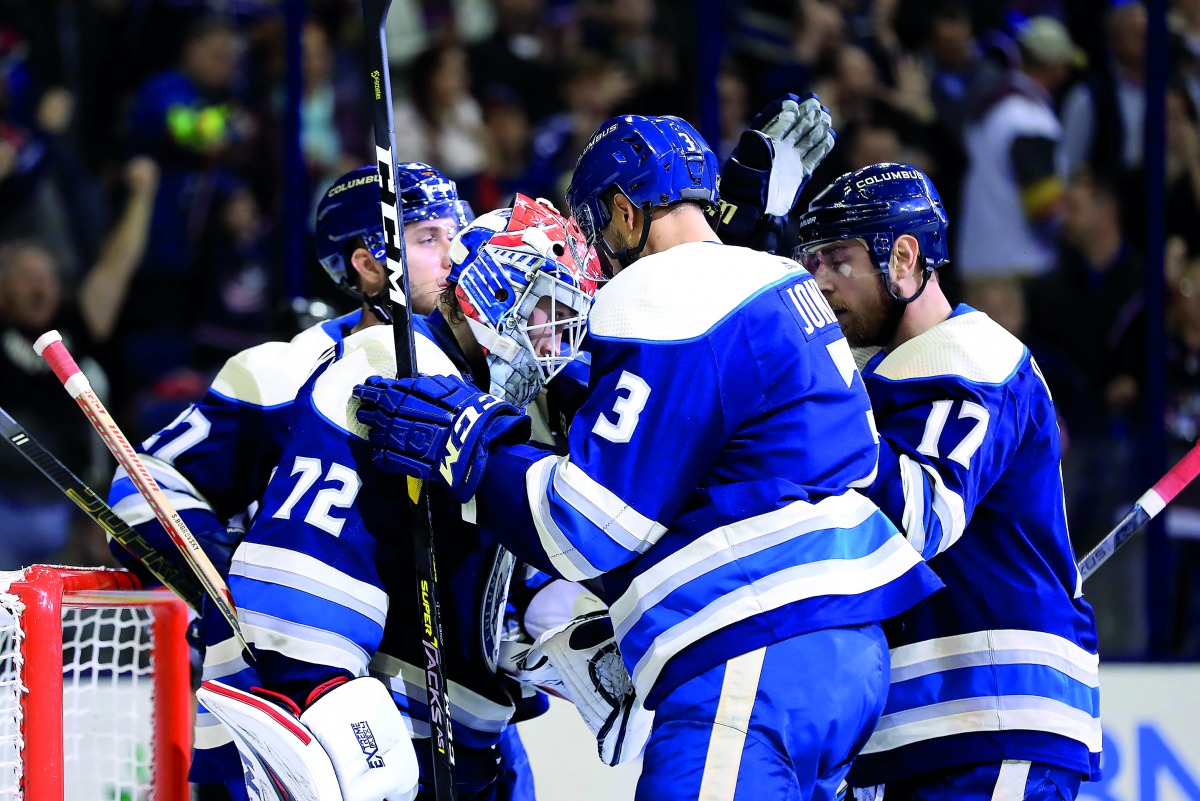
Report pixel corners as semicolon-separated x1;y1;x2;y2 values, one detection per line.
1166;81;1200;254
956;16;1082;314
1026;167;1145;421
120;16;253;401
192;184;278;372
1061;1;1148;177
523;53;633;207
0;157;158;569
467;0;561;122
393;42;488;203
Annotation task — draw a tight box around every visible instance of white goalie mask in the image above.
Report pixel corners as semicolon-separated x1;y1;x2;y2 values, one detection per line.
448;195;602;407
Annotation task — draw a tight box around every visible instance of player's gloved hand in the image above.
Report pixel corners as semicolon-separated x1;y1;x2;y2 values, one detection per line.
499;611;653;766
713;93;835;252
353;374;532;503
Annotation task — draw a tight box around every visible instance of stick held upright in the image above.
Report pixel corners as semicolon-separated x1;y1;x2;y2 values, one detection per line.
359;3;457;798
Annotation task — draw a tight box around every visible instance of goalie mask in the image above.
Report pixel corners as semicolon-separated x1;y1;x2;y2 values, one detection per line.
448;195;602;407
315;162;470;305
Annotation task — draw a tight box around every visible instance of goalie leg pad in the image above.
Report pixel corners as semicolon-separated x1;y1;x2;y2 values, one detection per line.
504;611;653;766
301;677;419;801
197;679;344;801
198;678;419;801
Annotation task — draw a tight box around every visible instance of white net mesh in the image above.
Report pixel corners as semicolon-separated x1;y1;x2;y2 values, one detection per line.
0;592;25;800
0;568;177;801
60;605;157;801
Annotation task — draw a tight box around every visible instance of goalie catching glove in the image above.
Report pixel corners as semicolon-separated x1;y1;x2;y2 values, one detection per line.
713;93;835;253
197;676;418;801
500;611;653;766
353;373;531;503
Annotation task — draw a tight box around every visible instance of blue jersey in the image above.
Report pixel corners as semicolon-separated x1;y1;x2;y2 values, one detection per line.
107;312;363;580
847;306;1101;785
228;325;521;755
476;241;942;708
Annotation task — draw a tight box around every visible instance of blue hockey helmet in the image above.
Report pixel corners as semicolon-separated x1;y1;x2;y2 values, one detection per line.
795;163;949;298
314;162;465;300
565;114;719;267
448;194;602;407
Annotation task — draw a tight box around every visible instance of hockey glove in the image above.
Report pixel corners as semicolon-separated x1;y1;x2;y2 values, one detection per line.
353;374;532;503
500;611;653;766
714;93;835;252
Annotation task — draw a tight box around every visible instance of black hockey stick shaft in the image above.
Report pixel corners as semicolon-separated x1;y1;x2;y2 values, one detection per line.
360;2;456;798
1078;439;1200;581
0;403;204;609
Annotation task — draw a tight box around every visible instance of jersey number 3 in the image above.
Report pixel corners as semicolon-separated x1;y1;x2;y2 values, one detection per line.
592;371;651;444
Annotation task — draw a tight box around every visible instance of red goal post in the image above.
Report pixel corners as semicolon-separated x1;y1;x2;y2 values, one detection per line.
0;565;191;801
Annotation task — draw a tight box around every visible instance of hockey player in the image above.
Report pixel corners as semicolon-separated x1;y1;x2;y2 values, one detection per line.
223;197;602;799
794;163;1101;799
349;114;944;800
105;162;469;798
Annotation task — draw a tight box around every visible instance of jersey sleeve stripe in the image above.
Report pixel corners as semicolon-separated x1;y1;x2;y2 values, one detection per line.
111;484;212;525
551;459;667;555
609;492;879;635
200;635;254;682
896;454;967;560
233;542;389;617
239;612;372;676
524;455;602;581
626;533;923;699
193;711;235;749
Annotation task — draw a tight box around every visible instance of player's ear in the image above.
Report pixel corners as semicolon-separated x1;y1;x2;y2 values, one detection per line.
890;234;920;282
351;247;385;293
610;193;638;233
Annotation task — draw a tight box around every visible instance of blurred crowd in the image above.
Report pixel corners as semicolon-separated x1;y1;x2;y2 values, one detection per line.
0;0;1196;658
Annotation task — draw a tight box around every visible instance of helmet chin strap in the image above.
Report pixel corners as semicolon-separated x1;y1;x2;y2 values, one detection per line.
597;202;653;269
337;278;394;325
870;254;933;348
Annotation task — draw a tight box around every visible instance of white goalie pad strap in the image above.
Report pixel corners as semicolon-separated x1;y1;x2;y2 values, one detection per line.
504;611;653;766
301;677;419;801
197;680;344;801
522;580;606;640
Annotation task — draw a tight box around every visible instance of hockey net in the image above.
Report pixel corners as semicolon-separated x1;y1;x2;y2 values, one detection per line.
0;565;191;801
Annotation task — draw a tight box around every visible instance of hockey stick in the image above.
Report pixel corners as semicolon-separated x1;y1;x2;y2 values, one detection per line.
1078;439;1200;581
0;403;205;609
33;330;251;655
360;2;456;798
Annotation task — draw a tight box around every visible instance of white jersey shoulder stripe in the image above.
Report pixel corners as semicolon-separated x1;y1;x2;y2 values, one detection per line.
209;318;349;408
311;326;461;438
588;242;803;343
873;310;1027;385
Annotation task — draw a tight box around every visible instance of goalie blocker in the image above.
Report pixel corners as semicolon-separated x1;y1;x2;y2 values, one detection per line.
198;676;418;801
